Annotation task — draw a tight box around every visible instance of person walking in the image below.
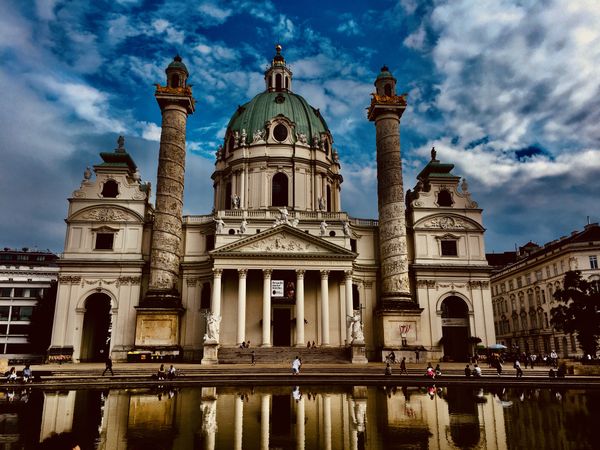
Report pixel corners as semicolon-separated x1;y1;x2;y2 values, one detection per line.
415;349;420;363
102;357;114;376
514;359;523;378
292;356;301;375
400;357;408;374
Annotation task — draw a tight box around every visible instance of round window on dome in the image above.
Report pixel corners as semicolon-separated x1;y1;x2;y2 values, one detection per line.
273;124;288;142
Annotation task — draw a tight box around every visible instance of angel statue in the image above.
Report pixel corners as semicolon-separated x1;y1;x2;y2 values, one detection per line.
278;207;290;224
213;217;225;234
204;312;221;342
348;311;365;343
320;220;328;236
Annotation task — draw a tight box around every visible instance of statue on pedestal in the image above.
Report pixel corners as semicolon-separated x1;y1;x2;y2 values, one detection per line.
204;312;221;343
348;311;365;343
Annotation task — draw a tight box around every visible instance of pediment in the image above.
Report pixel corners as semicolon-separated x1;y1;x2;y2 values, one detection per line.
413;214;483;231
69;205;143;223
211;224;356;259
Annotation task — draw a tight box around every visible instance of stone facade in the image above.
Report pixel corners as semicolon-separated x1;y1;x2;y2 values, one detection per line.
488;224;600;358
50;48;495;363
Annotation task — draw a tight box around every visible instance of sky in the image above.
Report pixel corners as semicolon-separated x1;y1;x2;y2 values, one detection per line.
0;0;599;254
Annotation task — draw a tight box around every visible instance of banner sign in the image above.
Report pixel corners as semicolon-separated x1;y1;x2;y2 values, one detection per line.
271;280;284;297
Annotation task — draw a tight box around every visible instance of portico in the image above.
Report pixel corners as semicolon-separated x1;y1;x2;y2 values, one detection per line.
208;225;356;348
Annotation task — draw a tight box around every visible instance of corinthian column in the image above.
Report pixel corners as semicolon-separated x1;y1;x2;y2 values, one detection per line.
368;66;412;307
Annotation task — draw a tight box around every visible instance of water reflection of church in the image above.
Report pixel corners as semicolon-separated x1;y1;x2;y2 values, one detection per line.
29;386;594;450
49;46;495;364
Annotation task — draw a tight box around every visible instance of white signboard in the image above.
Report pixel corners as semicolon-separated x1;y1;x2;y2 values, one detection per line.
271;280;284;297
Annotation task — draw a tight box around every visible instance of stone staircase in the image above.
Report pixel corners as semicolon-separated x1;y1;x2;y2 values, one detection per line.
218;346;350;364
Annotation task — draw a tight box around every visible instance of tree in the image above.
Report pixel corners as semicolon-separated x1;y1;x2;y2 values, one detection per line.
551;271;600;356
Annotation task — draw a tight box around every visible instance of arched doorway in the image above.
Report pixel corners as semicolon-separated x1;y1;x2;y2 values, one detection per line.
441;296;470;361
80;293;112;362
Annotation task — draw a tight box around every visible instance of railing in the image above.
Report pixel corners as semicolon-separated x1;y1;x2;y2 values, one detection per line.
184;211;379;226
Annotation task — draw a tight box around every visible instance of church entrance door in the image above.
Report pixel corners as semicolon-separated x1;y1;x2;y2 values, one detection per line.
273;308;291;346
441;296;470;361
80;293;112;362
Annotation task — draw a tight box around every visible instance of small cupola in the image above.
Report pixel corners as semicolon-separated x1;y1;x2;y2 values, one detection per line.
264;44;293;92
375;65;396;97
166;55;189;89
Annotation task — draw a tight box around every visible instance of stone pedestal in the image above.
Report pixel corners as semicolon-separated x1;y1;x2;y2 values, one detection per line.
202;342;219;365
134;295;183;357
351;342;368;364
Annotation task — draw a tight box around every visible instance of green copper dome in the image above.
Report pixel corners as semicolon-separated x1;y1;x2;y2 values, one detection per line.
167;55;188;75
227;91;329;141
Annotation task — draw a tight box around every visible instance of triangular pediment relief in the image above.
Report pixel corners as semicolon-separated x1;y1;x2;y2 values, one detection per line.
413;214;483;231
211;224;356;258
69;205;143;223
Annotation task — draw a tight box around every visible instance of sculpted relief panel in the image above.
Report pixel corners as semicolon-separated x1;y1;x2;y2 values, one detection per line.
78;208;139;223
420;216;476;230
242;233;326;253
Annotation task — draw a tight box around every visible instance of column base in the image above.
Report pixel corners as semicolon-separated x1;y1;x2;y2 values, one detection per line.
261;343;272;348
201;342;219;365
351;343;368;364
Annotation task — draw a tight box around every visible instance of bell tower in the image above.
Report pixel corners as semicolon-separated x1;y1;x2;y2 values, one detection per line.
264;44;293;92
135;55;195;356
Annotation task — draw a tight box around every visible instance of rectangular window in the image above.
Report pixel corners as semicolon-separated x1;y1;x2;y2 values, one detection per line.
350;239;357;253
36;255;46;262
13;288;23;298
205;234;215;251
511;299;516;310
590;255;598;269
95;233;114;250
535;270;542;281
553;263;558;276
508;280;514;290
16;255;28;261
501;284;506;293
541;290;546;303
10;306;33;321
0;307;9;320
517;277;523;288
440;240;458;256
0;288;11;297
525;273;532;285
560;260;565;273
546;266;551;278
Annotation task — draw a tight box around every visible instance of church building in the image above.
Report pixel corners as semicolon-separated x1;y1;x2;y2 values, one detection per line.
48;46;495;363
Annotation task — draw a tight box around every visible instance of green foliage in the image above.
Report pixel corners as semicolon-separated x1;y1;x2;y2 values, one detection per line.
27;280;58;354
550;271;600;356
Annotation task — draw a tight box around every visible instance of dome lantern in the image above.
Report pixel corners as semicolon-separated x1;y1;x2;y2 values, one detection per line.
264;44;293;93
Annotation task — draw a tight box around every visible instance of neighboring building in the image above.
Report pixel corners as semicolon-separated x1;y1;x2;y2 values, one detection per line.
48;46;494;363
0;248;58;356
488;223;600;358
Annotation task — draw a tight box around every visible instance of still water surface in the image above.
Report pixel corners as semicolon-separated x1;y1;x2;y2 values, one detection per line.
2;385;598;449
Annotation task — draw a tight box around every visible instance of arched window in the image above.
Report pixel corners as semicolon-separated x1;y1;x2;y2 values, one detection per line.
200;283;211;309
275;73;282;91
384;84;392;96
352;284;360;310
101;180;118;198
225;182;232;209
326;185;331;212
170;74;180;88
272;172;288;206
441;296;468;318
437;189;453;206
285;77;289;90
227;135;234;155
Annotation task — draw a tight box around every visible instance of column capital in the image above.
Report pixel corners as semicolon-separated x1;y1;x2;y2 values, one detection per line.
238;268;248;278
344;270;353;281
263;268;273;277
320;269;330;279
296;269;306;279
213;268;223;277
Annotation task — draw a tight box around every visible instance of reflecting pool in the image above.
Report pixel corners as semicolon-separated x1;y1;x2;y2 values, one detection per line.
2;385;599;449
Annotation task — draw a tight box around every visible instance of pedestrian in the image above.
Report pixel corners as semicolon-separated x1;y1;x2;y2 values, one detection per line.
251;350;256;365
157;364;166;380
415;349;420;363
102;357;114;376
473;364;482;377
400;357;408;374
550;350;558;368
167;365;176;380
246;340;251;348
385;362;392;376
6;367;17;382
530;353;536;369
22;364;32;383
514;359;523;378
435;364;442;377
311;341;316;348
495;359;503;376
292;356;301;375
464;364;471;377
